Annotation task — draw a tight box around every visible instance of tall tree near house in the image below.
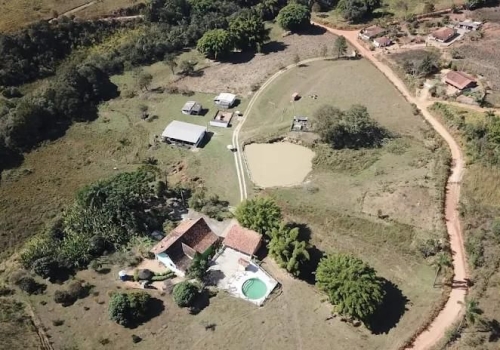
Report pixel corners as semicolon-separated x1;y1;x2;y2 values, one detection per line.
431;252;452;287
138;72;153;91
164;54;178;75
334;35;348;59
235;197;282;236
268;223;310;276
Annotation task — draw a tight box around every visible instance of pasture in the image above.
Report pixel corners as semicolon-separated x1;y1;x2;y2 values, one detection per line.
0;0;137;32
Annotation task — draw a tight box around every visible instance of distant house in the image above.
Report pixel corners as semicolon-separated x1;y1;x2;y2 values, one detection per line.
161;120;206;148
223;224;262;257
359;25;386;41
181;101;202;115
373;36;392;48
455;21;482;32
151;218;220;277
428;27;456;43
444;71;477;90
214;93;237;109
210;110;233;128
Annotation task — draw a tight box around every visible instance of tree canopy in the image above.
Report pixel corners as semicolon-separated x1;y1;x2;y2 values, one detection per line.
235;197;282;235
109;292;152;327
314;104;388;149
316;254;385;321
229;10;269;51
173;281;198;307
196;29;234;60
268;223;310;276
337;0;380;23
276;3;311;32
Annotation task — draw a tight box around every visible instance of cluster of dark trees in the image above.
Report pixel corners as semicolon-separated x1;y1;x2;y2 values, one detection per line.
0;64;118;171
401;52;440;78
313;104;388;149
0;18;127;87
312;0;381;23
19;168;176;280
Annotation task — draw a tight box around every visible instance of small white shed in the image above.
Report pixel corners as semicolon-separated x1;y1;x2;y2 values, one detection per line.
214;93;236;108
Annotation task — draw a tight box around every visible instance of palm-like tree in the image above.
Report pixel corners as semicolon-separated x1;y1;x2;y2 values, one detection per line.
268;223;310;276
458;298;487;331
431;252;452;287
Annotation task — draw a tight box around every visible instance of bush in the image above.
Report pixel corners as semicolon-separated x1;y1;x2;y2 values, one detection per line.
54;290;75;306
109;292;152;327
15;276;46;295
172;281;198;307
2;87;23;98
0;284;14;296
417;238;442;258
32;256;60;279
52;319;65;326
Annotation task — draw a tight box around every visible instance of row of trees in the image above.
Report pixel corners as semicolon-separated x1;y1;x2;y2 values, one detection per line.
313;104;389;149
19;168;176;279
235;197;310;276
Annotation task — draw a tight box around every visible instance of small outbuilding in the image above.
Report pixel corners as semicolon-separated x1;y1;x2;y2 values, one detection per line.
428;27;456;43
210;110;233;128
161;120;206;148
223;224;262;257
181;101;202;115
291;116;309;131
455;21;482;32
359;25;386;40
444;71;477;90
373;36;392;48
214;93;237;108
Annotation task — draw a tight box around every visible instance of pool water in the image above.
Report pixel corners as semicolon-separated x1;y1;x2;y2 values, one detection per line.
242;278;267;300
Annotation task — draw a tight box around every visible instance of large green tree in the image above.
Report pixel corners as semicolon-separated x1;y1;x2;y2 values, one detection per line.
235;197;282;235
338;0;380;23
173;281;198;307
109;292;152;327
316;254;385;321
276;3;311;32
314;104;387;149
268;224;310;276
229;10;269;51
197;29;234;60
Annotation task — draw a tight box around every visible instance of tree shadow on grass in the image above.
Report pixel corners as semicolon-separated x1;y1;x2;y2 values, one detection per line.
189;289;211;315
365;279;409;334
128;297;165;329
299;245;324;285
261;41;288;54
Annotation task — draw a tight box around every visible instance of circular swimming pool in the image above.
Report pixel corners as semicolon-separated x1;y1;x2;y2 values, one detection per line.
241;278;267;300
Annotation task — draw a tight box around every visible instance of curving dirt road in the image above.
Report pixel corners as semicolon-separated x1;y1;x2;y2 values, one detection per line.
312;22;468;349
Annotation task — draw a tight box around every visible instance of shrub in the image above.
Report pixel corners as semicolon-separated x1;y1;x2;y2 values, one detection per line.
131;335;142;343
108;292;152;327
0;284;14;296
32;256;60;279
54;290;75;306
52;319;64;326
417;238;442;258
16;276;46;295
172;281;198;307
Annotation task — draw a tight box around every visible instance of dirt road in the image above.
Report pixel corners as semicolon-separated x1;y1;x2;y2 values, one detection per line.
312;22;468;349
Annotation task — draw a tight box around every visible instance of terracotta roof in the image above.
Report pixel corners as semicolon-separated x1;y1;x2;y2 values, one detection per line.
374;36;391;46
444;71;476;90
150;218;219;255
430;27;456;42
223;224;262;256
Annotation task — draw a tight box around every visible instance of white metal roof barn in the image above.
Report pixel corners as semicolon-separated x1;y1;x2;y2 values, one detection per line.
161;120;206;147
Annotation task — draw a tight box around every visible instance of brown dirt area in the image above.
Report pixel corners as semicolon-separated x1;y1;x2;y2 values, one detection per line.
175;26;338;96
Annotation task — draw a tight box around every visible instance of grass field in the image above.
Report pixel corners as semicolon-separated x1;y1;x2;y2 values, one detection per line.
0;0;138;32
240;58;448;348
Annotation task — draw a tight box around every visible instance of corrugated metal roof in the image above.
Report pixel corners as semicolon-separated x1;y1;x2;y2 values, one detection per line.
161;120;206;144
214;93;236;103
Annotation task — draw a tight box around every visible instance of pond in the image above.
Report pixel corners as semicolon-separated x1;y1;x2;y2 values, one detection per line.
245;142;315;188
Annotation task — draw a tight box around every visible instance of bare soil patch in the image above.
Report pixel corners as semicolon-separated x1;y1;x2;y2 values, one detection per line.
175;26;337;96
245;142;315;188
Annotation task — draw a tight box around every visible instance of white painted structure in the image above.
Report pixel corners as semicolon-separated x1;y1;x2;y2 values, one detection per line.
156;252;186;277
214;93;237;108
